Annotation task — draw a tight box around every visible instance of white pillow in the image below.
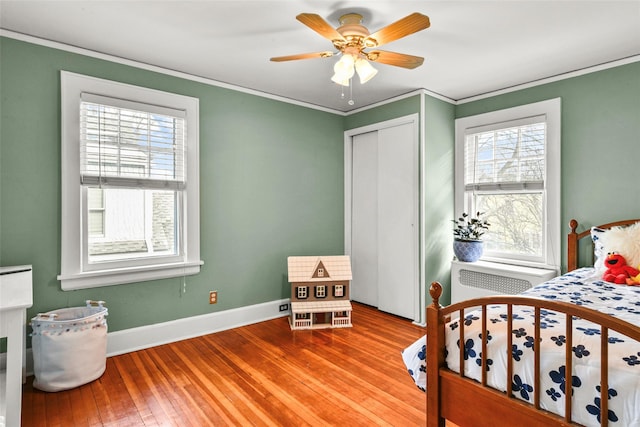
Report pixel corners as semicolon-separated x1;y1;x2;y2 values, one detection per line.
590;226;607;271
599;222;640;271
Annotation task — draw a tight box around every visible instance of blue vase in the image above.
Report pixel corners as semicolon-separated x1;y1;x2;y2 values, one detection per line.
453;239;483;262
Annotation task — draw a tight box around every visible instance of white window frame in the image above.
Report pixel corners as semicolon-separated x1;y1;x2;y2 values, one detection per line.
315;285;326;298
297;286;308;299
334;284;344;297
455;98;561;269
58;71;202;290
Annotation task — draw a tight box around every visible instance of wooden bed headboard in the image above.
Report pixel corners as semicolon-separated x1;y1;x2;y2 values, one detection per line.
567;218;640;272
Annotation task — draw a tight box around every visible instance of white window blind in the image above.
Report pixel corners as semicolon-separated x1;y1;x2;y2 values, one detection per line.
80;93;186;190
464;115;546;192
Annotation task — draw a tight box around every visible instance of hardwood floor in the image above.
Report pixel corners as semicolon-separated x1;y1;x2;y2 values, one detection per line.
21;302;428;426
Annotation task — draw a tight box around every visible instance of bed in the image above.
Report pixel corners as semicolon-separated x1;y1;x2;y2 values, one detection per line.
402;219;640;427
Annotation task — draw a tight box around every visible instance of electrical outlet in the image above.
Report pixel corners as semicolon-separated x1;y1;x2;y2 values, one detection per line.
279;303;289;312
209;290;218;304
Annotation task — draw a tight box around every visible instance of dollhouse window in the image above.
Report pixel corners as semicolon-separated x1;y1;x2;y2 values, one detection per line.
315;285;326;298
333;285;344;297
317;268;324;277
297;286;308;299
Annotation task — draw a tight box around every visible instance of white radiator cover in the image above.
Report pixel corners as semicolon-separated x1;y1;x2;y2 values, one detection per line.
451;260;557;304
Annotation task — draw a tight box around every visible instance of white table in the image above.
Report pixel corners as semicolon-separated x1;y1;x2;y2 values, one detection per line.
0;265;33;427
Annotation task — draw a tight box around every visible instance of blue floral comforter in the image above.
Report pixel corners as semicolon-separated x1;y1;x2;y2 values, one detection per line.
402;268;640;427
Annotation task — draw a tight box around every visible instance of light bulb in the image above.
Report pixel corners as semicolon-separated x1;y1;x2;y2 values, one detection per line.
355;58;378;84
331;73;350;86
331;54;355;86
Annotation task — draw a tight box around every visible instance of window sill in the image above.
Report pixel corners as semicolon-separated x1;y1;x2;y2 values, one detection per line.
480;254;560;271
58;260;204;291
451;259;558;278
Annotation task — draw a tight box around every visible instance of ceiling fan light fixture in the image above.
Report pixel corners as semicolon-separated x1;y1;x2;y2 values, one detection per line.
355;58;378;84
331;73;351;86
331;54;355;86
273;11;430;103
334;53;355;71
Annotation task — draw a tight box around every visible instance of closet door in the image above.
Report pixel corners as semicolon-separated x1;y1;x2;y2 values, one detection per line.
350;131;378;307
376;124;416;319
348;120;417;320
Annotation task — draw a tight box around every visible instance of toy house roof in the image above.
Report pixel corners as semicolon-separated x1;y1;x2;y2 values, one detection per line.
291;300;352;313
287;256;352;282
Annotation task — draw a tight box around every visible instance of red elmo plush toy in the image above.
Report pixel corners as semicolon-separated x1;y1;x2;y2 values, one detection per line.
603;252;640;284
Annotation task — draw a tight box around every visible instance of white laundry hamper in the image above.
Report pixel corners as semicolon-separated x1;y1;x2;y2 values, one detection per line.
30;300;108;392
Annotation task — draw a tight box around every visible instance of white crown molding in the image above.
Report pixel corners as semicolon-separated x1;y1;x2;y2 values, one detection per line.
2;29;638;120
0;29;342;115
456;55;640;105
344;89;457;114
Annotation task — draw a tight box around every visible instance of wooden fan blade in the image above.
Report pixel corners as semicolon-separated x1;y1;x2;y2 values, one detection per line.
270;51;334;62
365;13;430;47
366;50;424;69
296;13;345;42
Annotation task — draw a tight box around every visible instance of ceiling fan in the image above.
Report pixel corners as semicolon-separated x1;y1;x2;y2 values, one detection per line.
270;12;431;86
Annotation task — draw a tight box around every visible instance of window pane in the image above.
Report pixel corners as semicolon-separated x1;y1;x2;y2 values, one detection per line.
88;188;176;261
88;211;104;236
87;188;104;237
465;122;545;187
151;191;176;252
475;192;543;258
87;188;104;209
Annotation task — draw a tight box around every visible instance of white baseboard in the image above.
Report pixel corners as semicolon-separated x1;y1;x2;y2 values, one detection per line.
3;298;290;377
106;298;290;356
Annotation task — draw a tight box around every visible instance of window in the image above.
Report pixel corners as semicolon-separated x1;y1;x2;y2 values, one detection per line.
315;285;326;298
297;286;308;299
59;71;202;290
317;268;324;277
455;98;560;268
333;284;344;297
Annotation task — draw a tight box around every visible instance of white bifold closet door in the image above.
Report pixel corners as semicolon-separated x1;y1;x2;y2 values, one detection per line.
350;122;417;319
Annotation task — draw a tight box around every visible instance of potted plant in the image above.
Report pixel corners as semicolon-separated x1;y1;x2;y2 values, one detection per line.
452;212;490;262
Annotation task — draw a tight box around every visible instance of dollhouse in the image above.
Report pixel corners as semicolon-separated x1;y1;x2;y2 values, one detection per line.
287;256;352;330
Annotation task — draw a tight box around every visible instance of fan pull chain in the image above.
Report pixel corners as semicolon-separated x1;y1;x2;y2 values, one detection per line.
348;78;354;106
180;266;187;296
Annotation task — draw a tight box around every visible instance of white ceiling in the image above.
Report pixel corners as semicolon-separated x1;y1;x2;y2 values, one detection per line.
1;1;639;112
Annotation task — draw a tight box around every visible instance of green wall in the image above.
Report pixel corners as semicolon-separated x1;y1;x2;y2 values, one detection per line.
2;34;637;340
0;37;345;333
456;61;640;270
422;95;455;305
